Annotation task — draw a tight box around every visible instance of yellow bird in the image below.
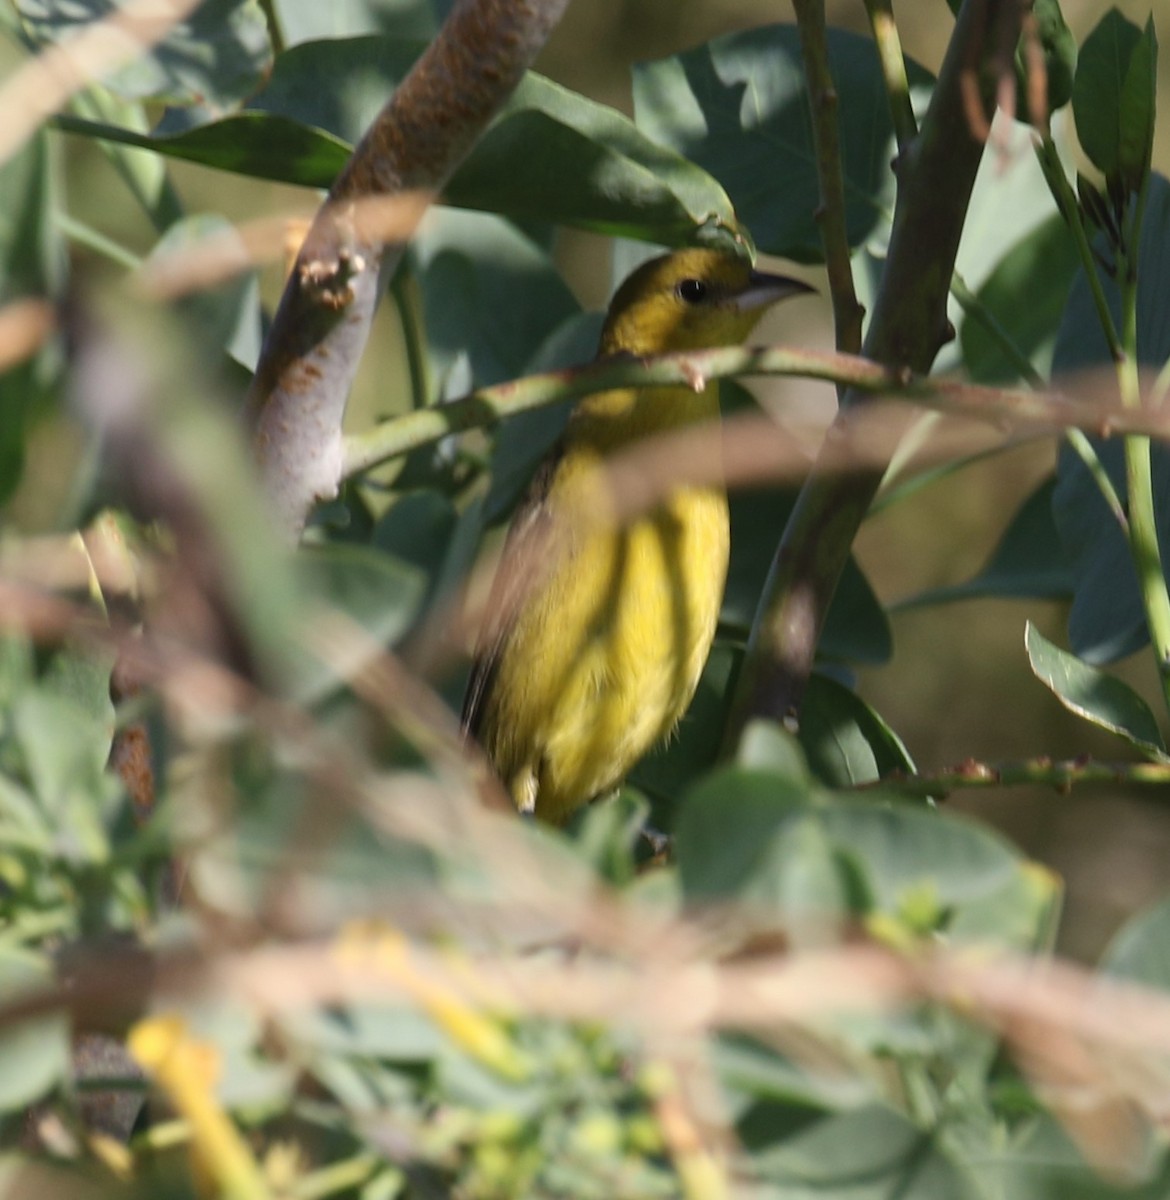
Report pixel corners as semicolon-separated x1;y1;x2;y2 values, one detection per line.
462;248;811;824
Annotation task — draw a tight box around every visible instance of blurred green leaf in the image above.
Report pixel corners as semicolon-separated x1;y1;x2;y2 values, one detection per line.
143;214;263;368
1025;621;1168;759
735;720;810;783
272;0;436;44
748;1102;982;1196
632;25;934;260
1052;173;1170;663
290;542;428;703
13;689;117;862
0;128;66;506
0;947;70;1112
18;0;272;109
1101;895;1170;989
899;477;1074;607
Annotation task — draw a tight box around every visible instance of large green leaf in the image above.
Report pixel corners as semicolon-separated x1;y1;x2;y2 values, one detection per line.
54;110;351;189
1071;9;1157;190
289;542;428;703
746;1103;982;1198
1052;173;1170;663
60;36;738;245
632;24;934;261
1025;622;1168;760
0;948;70;1112
17;0;272;110
961;215;1081;384
676;770;1030;946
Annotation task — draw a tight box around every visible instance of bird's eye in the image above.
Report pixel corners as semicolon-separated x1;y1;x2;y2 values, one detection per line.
676;278;708;304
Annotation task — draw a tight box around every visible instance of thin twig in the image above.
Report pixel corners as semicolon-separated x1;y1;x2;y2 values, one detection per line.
792;0;865;367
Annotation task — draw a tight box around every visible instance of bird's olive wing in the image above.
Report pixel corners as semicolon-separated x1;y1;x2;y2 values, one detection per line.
461;444;565;739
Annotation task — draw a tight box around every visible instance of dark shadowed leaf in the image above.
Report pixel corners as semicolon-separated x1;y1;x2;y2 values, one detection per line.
633;25;934;260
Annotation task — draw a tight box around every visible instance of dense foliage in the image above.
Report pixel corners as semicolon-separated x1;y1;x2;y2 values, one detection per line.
0;1;1169;1198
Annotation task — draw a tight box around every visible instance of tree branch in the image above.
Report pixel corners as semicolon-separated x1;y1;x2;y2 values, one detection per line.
245;0;571;540
792;0;865;367
341;345;1170;481
722;0;1026;745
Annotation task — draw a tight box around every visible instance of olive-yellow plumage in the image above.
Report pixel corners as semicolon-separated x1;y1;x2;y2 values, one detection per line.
463;249;811;823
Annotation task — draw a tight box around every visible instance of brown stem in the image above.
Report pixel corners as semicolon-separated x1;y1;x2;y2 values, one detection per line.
722;0;1026;746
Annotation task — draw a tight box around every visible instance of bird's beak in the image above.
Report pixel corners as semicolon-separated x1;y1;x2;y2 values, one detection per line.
733;270;816;313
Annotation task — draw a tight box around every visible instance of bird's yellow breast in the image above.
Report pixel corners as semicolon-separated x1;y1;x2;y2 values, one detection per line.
475;386;729;823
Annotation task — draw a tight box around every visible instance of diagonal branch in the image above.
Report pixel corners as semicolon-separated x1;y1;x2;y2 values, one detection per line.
245;0;571;540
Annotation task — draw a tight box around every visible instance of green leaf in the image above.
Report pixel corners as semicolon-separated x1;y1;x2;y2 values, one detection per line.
54;111;351;190
632;25;934;260
798;673;915;787
411;211;581;401
445;72;741;246
143;214;263;367
735;720;810;784
1117;17;1157;192
630;641;740;826
1025;621;1168;759
1101;895;1170;989
960;215;1081;384
0;948;70;1112
1070;9;1145;183
815;800;1026;929
899;477;1075;606
289;543;428;704
18;0;272;109
13;689;117;861
0;127;66;506
372;490;458;600
747;1103;982;1197
1052;173;1170;663
272;0;436;45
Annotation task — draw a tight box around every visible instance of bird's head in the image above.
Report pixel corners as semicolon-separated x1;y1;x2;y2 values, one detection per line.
599;248;813;355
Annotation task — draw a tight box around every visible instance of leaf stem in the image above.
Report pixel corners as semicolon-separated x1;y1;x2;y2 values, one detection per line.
55;212;143;271
792;0;865;370
341;342;1170;481
1117;182;1170;715
869;755;1170;796
1035;136;1121;361
863;0;918;150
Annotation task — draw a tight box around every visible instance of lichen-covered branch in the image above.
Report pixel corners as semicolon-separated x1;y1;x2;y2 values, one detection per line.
245;0;571;539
